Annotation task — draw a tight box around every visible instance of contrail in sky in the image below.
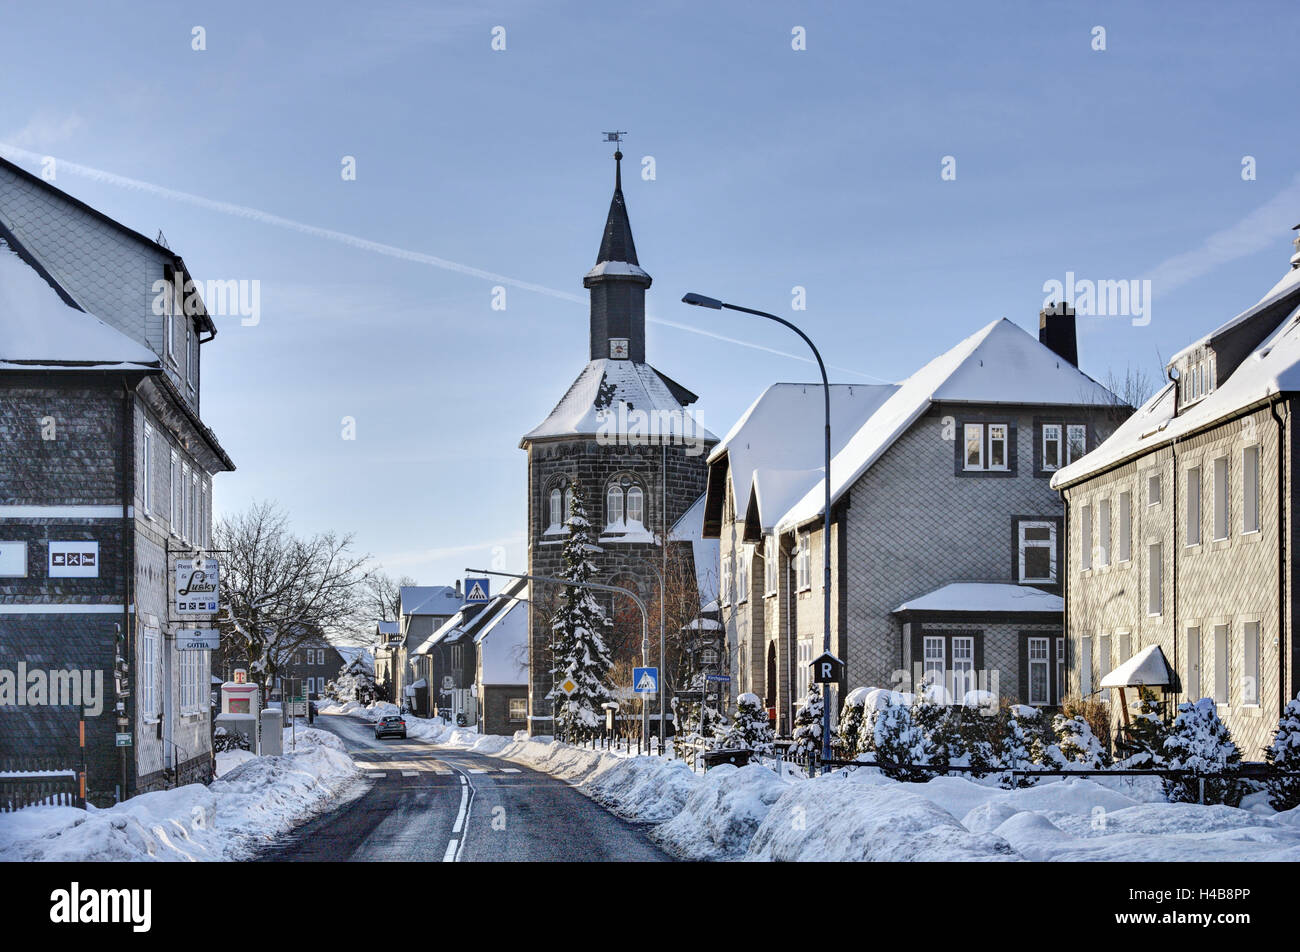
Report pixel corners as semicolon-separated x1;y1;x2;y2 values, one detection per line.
0;142;889;382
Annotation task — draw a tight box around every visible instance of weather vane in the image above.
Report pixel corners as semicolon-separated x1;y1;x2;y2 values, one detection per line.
602;131;627;150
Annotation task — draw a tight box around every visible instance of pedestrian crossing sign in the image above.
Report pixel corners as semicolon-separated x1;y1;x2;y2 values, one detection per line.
633;667;658;694
465;577;490;603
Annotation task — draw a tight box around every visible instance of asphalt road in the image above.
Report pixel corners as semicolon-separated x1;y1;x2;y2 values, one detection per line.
257;713;672;862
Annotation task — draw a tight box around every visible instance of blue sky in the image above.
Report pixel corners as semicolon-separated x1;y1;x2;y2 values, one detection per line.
2;0;1298;592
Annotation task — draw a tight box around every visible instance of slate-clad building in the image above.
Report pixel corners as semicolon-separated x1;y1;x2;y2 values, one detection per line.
0;156;234;804
519;151;717;733
1053;234;1300;756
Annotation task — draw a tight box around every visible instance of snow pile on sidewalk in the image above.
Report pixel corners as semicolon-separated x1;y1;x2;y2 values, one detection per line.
656;763;788;859
0;728;358;862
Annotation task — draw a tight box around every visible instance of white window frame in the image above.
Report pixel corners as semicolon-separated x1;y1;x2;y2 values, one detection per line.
1018;520;1057;583
1098;498;1111;566
963;423;983;471
606;484;624;529
987;424;1009;472
142;424;153;516
1148;472;1161;507
185;319;193;388
1213;624;1229;704
1041;424;1062;471
165;279;176;363
1186;466;1201;546
626;485;645;527
1243;445;1260;534
1243;621;1260;706
795;535;811;591
169;451;179;533
736;545;749;603
764;535;778;595
1028;637;1050;706
141;628;158;718
1056;636;1066;703
952;636;975;703
190;471;199;545
923;636;946;690
721;556;732;606
796;636;813;705
549;488;563;530
1080;504;1093;571
1147;543;1162;616
1066;425;1087;464
1213;455;1229;541
1186;626;1200;701
508;697;527;722
1080;636;1093;695
1118;491;1132;562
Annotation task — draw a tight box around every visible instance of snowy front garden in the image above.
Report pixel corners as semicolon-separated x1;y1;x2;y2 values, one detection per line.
337;689;1300;862
0;726;359;862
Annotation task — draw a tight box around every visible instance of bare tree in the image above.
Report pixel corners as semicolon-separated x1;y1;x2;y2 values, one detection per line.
214;501;371;699
365;570;416;623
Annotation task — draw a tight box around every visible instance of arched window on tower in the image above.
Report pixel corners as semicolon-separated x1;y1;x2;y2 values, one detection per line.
549;488;563;529
603;475;649;539
546;480;573;535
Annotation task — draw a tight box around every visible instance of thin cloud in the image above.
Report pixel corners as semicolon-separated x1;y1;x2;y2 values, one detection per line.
1146;173;1300;293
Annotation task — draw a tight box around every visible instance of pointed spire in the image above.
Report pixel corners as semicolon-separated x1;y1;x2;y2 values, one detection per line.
596;150;639;266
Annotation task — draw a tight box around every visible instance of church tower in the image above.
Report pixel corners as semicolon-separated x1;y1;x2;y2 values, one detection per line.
519;148;718;734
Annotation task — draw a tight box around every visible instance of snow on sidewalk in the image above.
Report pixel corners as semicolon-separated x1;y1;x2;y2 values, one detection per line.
330;703;1300;861
0;727;359;862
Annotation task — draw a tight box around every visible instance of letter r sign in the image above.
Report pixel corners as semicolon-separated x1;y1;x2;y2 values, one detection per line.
812;652;844;684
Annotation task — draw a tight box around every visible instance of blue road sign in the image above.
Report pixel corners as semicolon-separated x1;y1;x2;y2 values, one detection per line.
706;674;731;683
633;667;658;693
464;578;490;603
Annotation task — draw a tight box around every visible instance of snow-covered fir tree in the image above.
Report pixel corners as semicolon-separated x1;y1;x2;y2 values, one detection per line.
720;692;774;754
836;689;867;758
997;708;1038;788
957;704;998;778
911;679;954;774
546;484;614;739
872;691;940;782
1050;711;1106;769
1265;693;1300;811
1161;698;1244;806
790;683;824;762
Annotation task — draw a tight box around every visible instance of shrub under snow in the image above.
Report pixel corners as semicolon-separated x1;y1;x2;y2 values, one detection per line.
873;691;942;782
1161;698;1244;807
1265;694;1300;811
790;684;824;760
719;693;774;755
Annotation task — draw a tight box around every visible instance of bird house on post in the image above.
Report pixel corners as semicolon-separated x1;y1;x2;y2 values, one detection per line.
811;652;844;684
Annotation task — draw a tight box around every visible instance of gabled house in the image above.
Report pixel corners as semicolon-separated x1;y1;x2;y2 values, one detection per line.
372;620;401;701
395;583;463;714
1053;234;1300;756
706;310;1123;732
0;156;235;804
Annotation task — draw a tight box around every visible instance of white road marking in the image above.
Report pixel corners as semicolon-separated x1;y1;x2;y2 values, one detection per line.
500;768;521;773
442;839;458;862
401;771;418;777
452;781;469;833
468;768;488;774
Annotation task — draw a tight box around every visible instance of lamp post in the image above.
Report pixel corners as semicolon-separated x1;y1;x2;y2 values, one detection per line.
465;567;651;747
681;292;835;767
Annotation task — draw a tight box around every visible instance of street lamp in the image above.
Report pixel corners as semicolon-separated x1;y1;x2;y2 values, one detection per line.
681;292;835;766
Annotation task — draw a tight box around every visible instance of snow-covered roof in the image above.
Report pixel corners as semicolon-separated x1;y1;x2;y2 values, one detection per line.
521;358;718;444
1099;644;1173;689
584;260;651;281
399;585;463;617
472;579;528;646
1168;265;1300;366
708;383;897;526
892;582;1063;615
0;239;161;371
685;617;723;631
778;319;1117;532
375;620;399;636
670;493;720;606
1054;270;1300;488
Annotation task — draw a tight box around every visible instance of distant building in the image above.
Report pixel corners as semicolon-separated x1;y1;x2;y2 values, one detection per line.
706;312;1122;732
1053;234;1300;756
0;156;235;804
395;584;463;713
373;620;401;700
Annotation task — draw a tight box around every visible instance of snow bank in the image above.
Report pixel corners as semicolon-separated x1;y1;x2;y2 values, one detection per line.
746;779;1019;862
656;764;789;859
0;729;359;862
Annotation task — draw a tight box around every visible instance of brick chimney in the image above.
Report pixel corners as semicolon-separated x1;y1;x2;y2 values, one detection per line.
454;579;462;599
1039;301;1078;366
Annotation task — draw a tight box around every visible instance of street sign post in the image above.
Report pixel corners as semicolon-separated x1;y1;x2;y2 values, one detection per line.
705;674;731;683
558;676;578;696
176;628;219;651
115;733;132;747
633;667;658;694
464;577;490;603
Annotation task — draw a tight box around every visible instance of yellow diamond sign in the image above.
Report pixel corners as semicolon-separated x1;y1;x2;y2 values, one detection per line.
559;677;578;696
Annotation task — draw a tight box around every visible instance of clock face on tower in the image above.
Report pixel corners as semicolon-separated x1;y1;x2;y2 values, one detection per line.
609;338;629;360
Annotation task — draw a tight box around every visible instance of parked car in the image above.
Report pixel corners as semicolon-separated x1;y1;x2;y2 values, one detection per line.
374;715;407;739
